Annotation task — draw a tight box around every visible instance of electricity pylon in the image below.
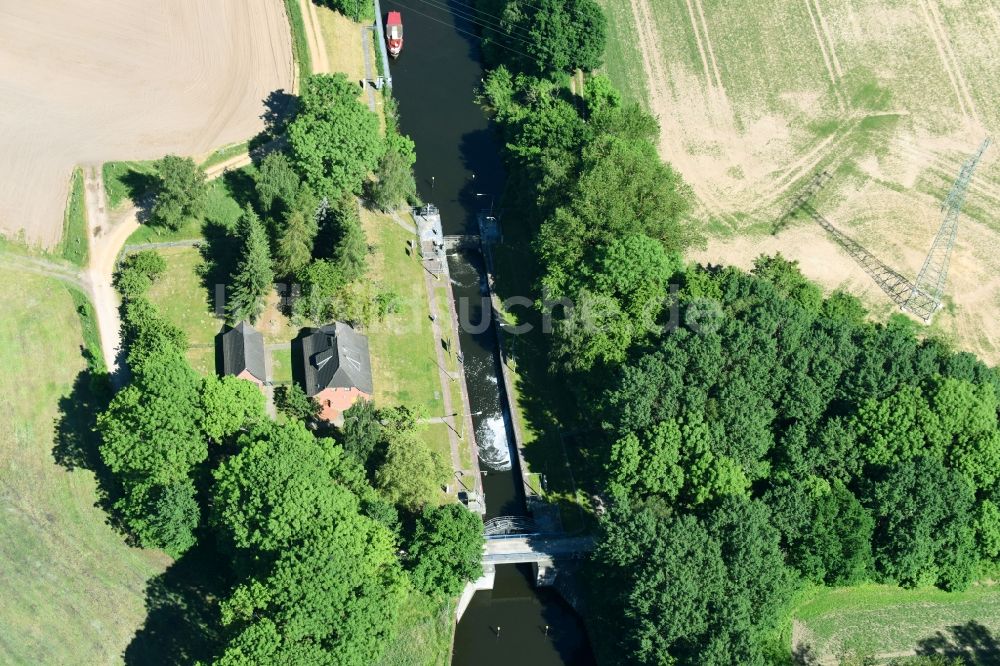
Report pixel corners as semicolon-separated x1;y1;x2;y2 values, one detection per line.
903;138;991;322
777;170;914;305
773;170;832;234
801;202;915;306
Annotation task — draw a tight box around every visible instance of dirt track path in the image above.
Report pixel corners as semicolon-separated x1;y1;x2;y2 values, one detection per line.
81;2;336;386
82;167;138;386
918;0;977;126
301;0;331;74
627;0;730;218
83;153;254;386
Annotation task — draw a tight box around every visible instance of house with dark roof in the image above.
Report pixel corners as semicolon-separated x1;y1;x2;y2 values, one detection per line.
299;322;373;423
220;321;266;389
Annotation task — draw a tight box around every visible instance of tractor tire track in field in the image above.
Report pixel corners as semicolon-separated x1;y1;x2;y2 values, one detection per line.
681;0;725;112
751;118;861;214
689;0;726;111
925;0;978;124
804;5;841;107
811;0;843;78
0;252;85;288
626;0;730;218
896;140;1000;204
989;5;1000;42
918;0;977;125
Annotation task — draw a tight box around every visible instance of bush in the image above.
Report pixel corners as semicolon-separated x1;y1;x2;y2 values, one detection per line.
274;383;319;422
114;250;167;300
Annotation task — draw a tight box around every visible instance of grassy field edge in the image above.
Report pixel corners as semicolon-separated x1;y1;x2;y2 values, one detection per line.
60;168;88;266
283;0;312;81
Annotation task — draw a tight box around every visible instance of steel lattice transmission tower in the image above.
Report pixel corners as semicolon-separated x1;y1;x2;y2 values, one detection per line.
903;138;992;322
776;170;915;306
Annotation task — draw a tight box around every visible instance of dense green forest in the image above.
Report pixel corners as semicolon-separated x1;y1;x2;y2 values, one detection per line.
474;1;1000;664
95;73;482;663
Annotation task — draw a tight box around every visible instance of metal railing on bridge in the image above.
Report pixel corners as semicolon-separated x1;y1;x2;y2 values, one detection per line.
483;516;539;538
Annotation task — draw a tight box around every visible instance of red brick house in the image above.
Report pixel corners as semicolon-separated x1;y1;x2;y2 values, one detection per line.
299;322;373;424
220;321;266;389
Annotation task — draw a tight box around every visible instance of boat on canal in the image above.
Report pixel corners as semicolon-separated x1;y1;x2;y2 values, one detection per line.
386;11;403;57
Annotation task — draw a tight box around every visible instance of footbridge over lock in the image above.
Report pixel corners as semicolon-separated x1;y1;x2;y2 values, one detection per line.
457;517;596;620
484;534;596;566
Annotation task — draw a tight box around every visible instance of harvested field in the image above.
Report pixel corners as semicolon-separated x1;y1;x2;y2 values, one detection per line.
0;1;293;248
600;0;1000;363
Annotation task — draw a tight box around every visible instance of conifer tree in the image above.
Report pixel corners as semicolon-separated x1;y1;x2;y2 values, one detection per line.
332;195;368;283
276;208;316;277
229;205;274;324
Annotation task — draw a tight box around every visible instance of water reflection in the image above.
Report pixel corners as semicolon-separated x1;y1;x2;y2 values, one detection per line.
454;565;596;666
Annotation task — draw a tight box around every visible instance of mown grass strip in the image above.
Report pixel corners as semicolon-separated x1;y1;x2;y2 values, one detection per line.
283;0;312;81
60;168;88;267
199;141;249;170
63;283;106;375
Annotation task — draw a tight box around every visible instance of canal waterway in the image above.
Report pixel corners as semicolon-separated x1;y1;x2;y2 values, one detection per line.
383;0;594;663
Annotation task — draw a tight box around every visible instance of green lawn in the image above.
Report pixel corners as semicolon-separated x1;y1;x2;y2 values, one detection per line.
125;176;245;246
359;208;467;495
362;211;449;419
790;582;1000;662
375;591;453;666
0;268;166;663
144;246;222;375
103;160;157;210
60;168;88;266
270;346;294;384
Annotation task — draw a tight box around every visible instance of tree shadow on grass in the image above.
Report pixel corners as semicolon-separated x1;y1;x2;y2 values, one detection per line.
254;89;298;147
51;349;122;520
221;168;258;212
916;620;1000;665
198;221;241;323
124;540;231;665
120;168;160;224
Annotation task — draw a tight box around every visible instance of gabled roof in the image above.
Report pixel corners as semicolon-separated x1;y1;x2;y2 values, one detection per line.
300;322;373;396
221;321;266;382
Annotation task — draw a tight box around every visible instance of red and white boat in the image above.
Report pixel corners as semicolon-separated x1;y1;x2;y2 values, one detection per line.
386;12;403;58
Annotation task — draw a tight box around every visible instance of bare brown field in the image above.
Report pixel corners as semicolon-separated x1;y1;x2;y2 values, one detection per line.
0;1;293;248
602;0;1000;363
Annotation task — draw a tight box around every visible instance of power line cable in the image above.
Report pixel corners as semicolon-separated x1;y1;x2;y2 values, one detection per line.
417;0;537;39
389;0;544;61
406;0;535;46
388;0;594;66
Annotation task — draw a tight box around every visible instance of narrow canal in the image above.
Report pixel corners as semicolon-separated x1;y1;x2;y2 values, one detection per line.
383;1;595;663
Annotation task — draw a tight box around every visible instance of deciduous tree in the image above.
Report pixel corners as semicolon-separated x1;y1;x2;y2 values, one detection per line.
274;383;320;423
375;414;449;510
288;74;384;196
149;155;207;230
408;503;485;597
365;130;417;212
200;375;266;443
